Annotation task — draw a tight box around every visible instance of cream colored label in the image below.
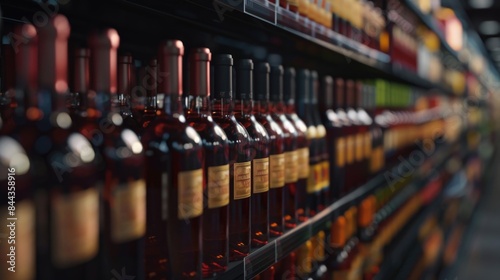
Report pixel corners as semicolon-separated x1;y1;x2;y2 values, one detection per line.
285;151;299;183
52;187;99;268
307;164;317;193
233;161;251;200
0;200;35;280
297;148;310;179
314;164;323;192
111;180;146;243
364;132;372;159
270;154;285;188
346;135;355;164
306;126;317;140
322;161;330;190
355;133;364;162
178;169;203;219
253;158;270;193
336;137;346;167
370;147;384;173
208;164;230;208
316;125;326;138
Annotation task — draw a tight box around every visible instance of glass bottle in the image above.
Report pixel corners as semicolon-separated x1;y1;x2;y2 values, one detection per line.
185;48;229;278
211;54;252;261
283;68;309;223
253;62;285;237
342;80;360;193
116;54;141;132
354;81;373;186
141;59;158;130
233;59;270;248
142;40;204;279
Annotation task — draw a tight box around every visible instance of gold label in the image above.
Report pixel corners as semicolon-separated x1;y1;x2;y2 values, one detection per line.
111;180;146;243
297;148;310;179
233;161;251;200
178;169;203;219
336;137;346;167
314;164;323;191
355;133;364;162
346;135;355;164
370;147;384;173
364;132;372;159
253;158;270;193
316;125;326;138
0;200;35;280
207;164;230;208
285;151;299;183
270;154;285;188
322;161;330;190
307;164;317;193
52;187;99;268
288;0;299;6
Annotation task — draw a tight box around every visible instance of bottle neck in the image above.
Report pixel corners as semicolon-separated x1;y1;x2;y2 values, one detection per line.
270;101;285;115
159;92;184;117
233;99;253;118
186;94;211;117
253;100;270;115
211;97;233;118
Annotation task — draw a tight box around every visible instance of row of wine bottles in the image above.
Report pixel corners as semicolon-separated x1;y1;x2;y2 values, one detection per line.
0;14;447;280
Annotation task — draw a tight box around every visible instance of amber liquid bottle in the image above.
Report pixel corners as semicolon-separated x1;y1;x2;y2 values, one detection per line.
233;59;270;248
283;68;308;223
142;40;204;279
354;81;373;186
87;29;146;280
342;80;360;193
320;76;345;200
270;65;299;228
116;54;142;132
0;23;38;280
333;79;352;196
34;16;101;280
296;69;320;217
185;48;229;278
211;54;252;261
310;71;330;208
253;62;285;237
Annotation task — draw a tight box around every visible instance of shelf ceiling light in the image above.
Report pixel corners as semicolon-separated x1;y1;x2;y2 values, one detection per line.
469;0;494;8
479;21;500;35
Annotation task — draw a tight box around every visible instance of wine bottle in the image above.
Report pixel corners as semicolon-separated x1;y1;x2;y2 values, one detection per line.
116;54;141;131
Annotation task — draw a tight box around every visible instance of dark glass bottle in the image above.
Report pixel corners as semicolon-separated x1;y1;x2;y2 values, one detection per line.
320;76;345;200
185;48;229;278
142;40;204;280
270;65;299;229
87;29;146;280
283;68;308;223
310;71;330;208
333;79;352;196
342;80;360;193
354;81;373;186
35;15;101;280
0;40;16;134
367;84;384;175
141;59;158;130
233;59;270;248
296;69;320;217
116;54;142;132
211;54;252;261
253;62;285;237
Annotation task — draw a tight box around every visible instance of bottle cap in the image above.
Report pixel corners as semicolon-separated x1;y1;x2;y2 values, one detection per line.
296;69;310;103
322;75;334;109
234;59;253;100
117;54;133;96
14;24;37;92
89;28;120;93
212;54;233;99
345;79;354;108
283;67;296;103
254;62;270;101
158;40;183;95
189;48;211;97
269;65;284;102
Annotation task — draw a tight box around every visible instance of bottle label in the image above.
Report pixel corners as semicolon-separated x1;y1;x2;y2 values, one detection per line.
322;161;330;190
51;187;99;268
285;151;299;183
306;126;317;140
233;161;252;200
315;164;323;191
297;148;310;179
336;137;346;167
207;164;230;208
355;133;364;162
178;169;203;219
111;179;146;243
307;164;316;193
0;200;35;280
270;154;286;188
253;157;270;193
364;132;372;159
346;135;355;164
288;0;299;7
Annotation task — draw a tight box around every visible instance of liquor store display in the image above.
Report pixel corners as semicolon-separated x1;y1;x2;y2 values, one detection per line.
0;0;497;280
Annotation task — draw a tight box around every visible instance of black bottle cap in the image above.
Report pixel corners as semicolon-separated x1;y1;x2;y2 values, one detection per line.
189;48;211;97
254;62;270;101
322;75;334;109
270;65;284;102
73;48;90;93
310;70;319;104
235;59;253;100
296;69;310;103
284;67;296;103
212;54;233;99
345;79;354;107
334;78;344;108
158;40;183;95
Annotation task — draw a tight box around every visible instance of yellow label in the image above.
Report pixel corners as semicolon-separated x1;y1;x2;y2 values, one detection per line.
207;164;230;208
316;125;326;138
285;151;299;183
306;125;317;140
322;161;330;190
315;164;323;191
178;169;203;219
111;179;146;243
288;0;299;6
307;164;316;193
355;133;364;162
370;147;384;173
346;135;355;164
0;200;35;280
364;132;372;159
234;161;251;200
52;187;99;268
253;157;270;193
270;154;285;188
297;148;310;179
336;137;346;167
